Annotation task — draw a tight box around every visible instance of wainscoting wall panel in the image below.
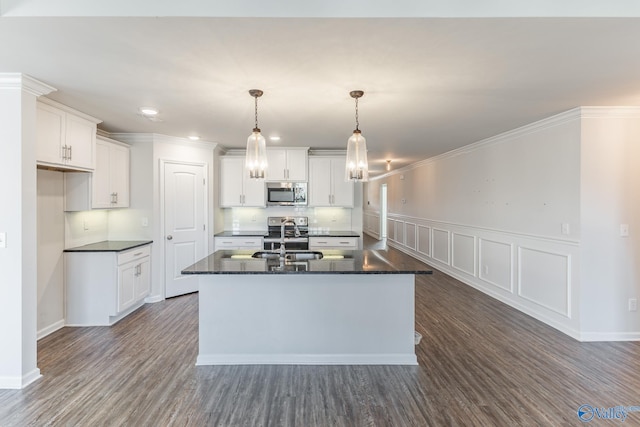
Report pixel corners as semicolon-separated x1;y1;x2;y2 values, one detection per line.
417;225;431;257
405;223;416;250
452;233;476;277
432;228;450;265
518;247;571;318
364;212;580;340
479;238;513;292
395;221;405;246
366;213;380;237
387;219;395;241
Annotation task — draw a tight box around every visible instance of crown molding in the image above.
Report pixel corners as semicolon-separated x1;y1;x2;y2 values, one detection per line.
579;106;640;118
109;132;218;150
0;73;56;97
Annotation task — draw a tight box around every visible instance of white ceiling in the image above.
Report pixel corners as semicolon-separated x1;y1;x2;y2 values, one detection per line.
2;2;640;175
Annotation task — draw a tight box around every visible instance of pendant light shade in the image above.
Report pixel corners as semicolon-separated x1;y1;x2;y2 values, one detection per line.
345;90;369;182
246;89;268;179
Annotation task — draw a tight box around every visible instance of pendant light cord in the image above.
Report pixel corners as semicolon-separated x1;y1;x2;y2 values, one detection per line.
254;96;259;130
354;97;359;131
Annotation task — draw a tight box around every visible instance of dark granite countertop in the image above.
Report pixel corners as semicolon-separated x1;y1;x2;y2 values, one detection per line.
181;249;432;275
64;240;153;252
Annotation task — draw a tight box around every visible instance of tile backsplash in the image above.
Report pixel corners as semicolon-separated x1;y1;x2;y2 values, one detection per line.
223;207;354;231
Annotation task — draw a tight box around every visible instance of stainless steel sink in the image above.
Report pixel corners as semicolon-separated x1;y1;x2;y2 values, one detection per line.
252;251;324;261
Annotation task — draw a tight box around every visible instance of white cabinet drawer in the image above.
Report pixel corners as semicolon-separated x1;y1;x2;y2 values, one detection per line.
309;237;358;249
215;236;263;251
117;245;151;265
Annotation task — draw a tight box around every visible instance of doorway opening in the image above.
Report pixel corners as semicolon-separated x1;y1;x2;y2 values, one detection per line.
380;184;388;239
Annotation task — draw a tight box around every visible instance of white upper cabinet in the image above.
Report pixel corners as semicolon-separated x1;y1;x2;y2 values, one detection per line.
309;156;354;207
91;136;130;208
36;98;101;171
220;156;266;207
266;148;308;181
64;136;130;211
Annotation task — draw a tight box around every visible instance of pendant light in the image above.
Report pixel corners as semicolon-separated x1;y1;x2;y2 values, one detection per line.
245;89;268;179
345;90;369;182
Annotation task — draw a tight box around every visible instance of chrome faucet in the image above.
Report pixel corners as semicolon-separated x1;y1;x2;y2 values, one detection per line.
279;218;300;258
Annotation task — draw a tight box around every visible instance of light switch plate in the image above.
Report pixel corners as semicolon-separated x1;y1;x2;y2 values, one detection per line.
0;232;6;248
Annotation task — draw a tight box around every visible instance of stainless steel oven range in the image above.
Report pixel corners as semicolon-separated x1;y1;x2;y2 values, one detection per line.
263;216;309;251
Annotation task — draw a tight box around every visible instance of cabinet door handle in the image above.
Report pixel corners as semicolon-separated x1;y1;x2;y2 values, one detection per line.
68;145;72;161
114;192;118;204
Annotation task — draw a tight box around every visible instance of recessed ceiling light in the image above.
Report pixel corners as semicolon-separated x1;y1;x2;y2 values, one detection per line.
139;107;158;116
269;136;281;141
188;136;200;141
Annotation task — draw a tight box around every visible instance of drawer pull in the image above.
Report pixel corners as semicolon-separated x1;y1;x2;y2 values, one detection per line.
133;252;143;256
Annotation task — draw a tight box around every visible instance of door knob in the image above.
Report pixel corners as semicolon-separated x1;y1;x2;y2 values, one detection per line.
167;235;173;240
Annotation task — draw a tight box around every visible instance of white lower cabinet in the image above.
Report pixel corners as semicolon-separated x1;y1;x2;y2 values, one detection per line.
309;237;358;250
65;244;151;326
215;236;263;251
117;251;151;313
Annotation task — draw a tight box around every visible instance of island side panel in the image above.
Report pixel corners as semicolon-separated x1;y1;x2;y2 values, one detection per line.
197;274;416;365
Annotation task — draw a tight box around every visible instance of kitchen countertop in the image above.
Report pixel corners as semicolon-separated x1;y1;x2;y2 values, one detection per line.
64;240;153;252
181;249;432;275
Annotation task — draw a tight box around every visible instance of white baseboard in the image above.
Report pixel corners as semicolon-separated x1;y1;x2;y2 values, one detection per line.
37;319;65;340
578;331;640;342
196;353;418;366
144;295;164;303
0;368;41;390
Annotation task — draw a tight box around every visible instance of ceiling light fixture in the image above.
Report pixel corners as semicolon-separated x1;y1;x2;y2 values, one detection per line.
245;89;268;179
139;107;158;116
386;160;392;171
345;90;369;182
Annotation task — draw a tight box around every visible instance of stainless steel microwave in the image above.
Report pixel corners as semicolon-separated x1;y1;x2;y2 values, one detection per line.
266;182;307;206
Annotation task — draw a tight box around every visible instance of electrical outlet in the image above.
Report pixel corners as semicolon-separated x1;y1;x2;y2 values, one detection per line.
561;223;570;235
629;298;637;312
141;217;149;227
483;265;489;275
0;232;6;248
620;224;629;237
83;221;89;231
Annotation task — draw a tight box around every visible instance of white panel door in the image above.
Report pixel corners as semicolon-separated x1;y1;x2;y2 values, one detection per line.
164;162;207;298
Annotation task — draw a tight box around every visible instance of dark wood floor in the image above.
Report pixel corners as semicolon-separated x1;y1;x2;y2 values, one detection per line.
2;236;640;426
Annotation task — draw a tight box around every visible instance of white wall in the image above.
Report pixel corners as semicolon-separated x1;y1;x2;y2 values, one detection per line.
365;109;583;339
579;110;640;339
36;170;65;338
0;74;53;389
365;106;640;341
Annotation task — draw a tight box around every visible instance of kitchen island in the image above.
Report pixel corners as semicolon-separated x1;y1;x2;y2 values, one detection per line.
182;249;432;365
